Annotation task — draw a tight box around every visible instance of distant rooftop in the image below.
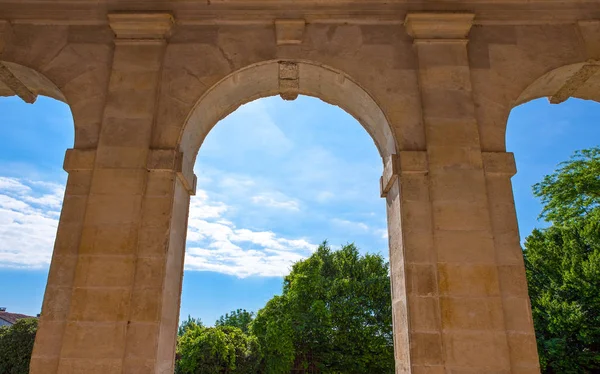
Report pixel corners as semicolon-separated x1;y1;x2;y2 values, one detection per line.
0;308;36;325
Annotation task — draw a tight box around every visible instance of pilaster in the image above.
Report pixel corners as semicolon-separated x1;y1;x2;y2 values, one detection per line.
483;152;541;372
405;12;521;372
30;12;193;374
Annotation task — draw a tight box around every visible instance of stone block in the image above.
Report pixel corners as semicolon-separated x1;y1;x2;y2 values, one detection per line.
440;296;505;331
108;13;173;40
403;230;436;264
482;152;517;177
507;332;540;368
427;146;483;171
141;196;174;228
69;288;131;322
125;322;160;359
61;322;127;359
438;264;501;297
95;146;149;169
405;13;474;40
421;89;476;120
90;168;147;195
443;331;510;369
410;332;443;365
435;230;496;264
99;118;154;147
85;195;143;225
73;255;136;288
138;226;169;257
31;320;65;356
408;295;441;332
432;200;491;232
502;297;535;333
63;148;96;172
275;19;306;45
424;118;480;148
133;256;167;290
398;173;429;202
407;263;437;296
129;288;162;323
46;254;78;287
497;265;529;297
40;285;72;321
429;169;488;202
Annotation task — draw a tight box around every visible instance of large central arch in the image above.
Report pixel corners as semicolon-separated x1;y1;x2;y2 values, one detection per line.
178;60;398;168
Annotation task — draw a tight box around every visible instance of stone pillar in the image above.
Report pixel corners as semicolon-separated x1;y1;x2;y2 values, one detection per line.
484;152;540;373
383;152;436;374
30;13;194;374
390;12;540;372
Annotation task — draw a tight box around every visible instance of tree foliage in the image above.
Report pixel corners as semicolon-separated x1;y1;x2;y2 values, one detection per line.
524;147;600;373
176;324;261;374
0;318;38;374
252;242;394;373
179;315;203;337
216;309;254;334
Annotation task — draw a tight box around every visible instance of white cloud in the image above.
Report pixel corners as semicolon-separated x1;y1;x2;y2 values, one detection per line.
375;228;389;239
331;218;370;232
0;177;63;269
251;193;300;211
186;190;317;277
0;176;317;277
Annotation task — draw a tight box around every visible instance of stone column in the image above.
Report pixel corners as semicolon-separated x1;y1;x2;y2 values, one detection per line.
29;149;96;374
484;152;540;373
396;13;540;372
382;152;437;374
30;13;194;374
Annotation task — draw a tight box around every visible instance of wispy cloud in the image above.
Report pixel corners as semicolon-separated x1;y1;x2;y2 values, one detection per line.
251;193;300;211
186;189;316;277
0;176;318;276
0;177;63;269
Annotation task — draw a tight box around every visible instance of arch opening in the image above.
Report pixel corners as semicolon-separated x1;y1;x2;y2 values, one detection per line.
506;62;600;372
178;92;394;372
178;60;398;170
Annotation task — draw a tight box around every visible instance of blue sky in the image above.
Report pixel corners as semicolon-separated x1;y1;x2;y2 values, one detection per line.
0;94;598;326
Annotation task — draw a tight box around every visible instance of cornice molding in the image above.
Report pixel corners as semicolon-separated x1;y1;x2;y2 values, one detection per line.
405;13;475;40
108;13;174;40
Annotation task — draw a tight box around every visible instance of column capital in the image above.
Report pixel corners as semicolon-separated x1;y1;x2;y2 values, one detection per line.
147;149;197;195
482;151;516;177
404;13;474;42
380;151;428;197
108;13;174;41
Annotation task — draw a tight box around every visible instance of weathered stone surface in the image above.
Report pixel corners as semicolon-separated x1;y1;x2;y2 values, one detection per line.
0;2;596;373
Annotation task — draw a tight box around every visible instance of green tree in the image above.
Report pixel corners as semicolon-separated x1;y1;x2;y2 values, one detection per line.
216;309;254;334
251;296;295;374
178;315;203;337
252;242;394;373
524;147;600;373
0;318;38;374
176;324;261;374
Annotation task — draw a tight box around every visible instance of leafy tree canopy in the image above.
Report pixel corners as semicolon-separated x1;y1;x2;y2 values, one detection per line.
252;242;394;374
0;318;38;374
178;315;203;337
524;146;600;373
176;324;261;374
216;309;254;334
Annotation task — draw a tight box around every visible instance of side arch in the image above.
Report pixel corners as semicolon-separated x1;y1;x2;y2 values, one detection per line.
515;61;600;107
0;61;66;103
178;60;398;167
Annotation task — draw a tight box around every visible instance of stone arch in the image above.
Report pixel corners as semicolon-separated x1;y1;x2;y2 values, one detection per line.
0;61;66;103
178;60;398;167
514;61;600;107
